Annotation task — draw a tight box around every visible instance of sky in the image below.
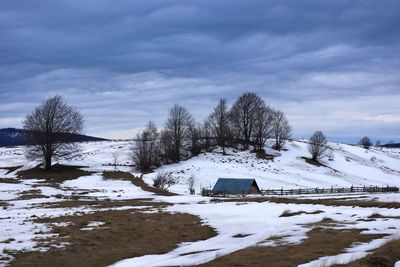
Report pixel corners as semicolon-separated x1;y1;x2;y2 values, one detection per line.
0;0;399;143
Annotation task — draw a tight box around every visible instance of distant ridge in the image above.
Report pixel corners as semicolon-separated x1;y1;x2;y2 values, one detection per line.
382;143;400;148
0;128;107;147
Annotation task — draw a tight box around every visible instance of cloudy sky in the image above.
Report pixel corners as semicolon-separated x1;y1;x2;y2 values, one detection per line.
1;0;399;143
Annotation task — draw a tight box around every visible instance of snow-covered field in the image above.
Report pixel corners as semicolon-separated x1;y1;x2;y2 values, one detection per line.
1;140;400;266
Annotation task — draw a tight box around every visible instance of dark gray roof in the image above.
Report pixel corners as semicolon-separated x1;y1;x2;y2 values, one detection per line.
212;178;260;194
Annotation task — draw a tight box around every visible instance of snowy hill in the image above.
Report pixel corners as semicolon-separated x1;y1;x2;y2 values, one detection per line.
1;140;400;194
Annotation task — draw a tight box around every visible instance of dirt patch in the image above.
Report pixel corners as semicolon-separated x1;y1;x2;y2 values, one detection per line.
103;171;176;196
279;210;324;217
0;166;23;175
301;156;327;167
211;196;400;209
39;198;169;209
17;164;94;183
16;189;48;200
335;238;400;267
200;228;386;267
0;178;19;184
9;210;216;267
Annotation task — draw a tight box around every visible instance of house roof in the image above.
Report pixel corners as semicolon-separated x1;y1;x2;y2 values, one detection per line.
212;178;260;194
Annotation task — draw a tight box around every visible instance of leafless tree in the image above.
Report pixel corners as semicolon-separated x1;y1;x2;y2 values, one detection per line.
359;136;372;149
207;98;230;154
131;121;160;172
188;174;195;194
188;122;203;156
252;105;274;152
112;152;118;170
23;95;84;170
229;92;265;149
162;104;193;162
271;110;292;150
153;172;176;190
327;147;335;161
308;130;328;161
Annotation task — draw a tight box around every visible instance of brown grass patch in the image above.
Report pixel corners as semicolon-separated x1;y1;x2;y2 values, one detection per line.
17;164;94;183
200;228;386;267
103;171;176;196
0;178;19;184
301;156;327;167
39;198;168;209
211;196;400;209
280;210;324;217
9;210;216;267
16;189;48;200
0;165;23;175
335;238;400;267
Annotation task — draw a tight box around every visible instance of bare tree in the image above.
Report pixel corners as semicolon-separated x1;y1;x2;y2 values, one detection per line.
188;121;203;156
23;95;84;170
131;121;160;172
153;172;176;190
162;104;193;162
252;105;274;152
327;146;335;161
229;92;265;149
308;130;328;161
359;136;372;149
271;110;292;150
188;174;195;194
207;98;230;154
112;152;118;171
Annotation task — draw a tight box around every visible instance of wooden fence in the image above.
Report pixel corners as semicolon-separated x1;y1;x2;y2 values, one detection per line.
202;185;399;197
260;185;399;196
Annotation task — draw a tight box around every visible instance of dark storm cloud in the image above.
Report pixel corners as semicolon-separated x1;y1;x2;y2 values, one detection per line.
0;0;399;141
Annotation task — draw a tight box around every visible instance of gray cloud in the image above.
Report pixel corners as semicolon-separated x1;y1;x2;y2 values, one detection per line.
0;0;399;143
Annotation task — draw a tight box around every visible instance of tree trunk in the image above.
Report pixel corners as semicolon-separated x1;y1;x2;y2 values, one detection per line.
45;156;52;170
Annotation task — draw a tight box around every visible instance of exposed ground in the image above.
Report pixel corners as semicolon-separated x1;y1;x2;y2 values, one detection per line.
8;210;216;267
200;227;386;267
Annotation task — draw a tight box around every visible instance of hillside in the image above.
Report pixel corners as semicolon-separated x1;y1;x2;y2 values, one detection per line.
2;140;399;193
141;140;400;194
0;128;107;147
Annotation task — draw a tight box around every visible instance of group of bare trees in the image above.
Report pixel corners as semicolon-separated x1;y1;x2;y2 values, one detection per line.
132;92;292;172
22;93;292;172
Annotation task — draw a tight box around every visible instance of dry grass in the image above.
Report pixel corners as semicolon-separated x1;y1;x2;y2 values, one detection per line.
16;189;48;200
279;209;324;217
0;178;19;184
335;238;400;267
103;171;176;196
17;164;94;183
39;198;169;209
211;196;400;209
301;156;327;167
9;210;216;267
200;227;386;267
0;165;23;175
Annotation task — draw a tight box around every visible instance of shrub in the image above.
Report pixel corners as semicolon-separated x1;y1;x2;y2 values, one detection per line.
153;172;176;190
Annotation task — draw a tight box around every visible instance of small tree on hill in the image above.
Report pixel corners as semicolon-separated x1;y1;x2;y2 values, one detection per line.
271;110;292;150
229;92;265;149
308;130;328;161
162;104;193;162
131;121;160;172
359;136;372;149
23;95;84;170
252;105;274;152
207;98;230;154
